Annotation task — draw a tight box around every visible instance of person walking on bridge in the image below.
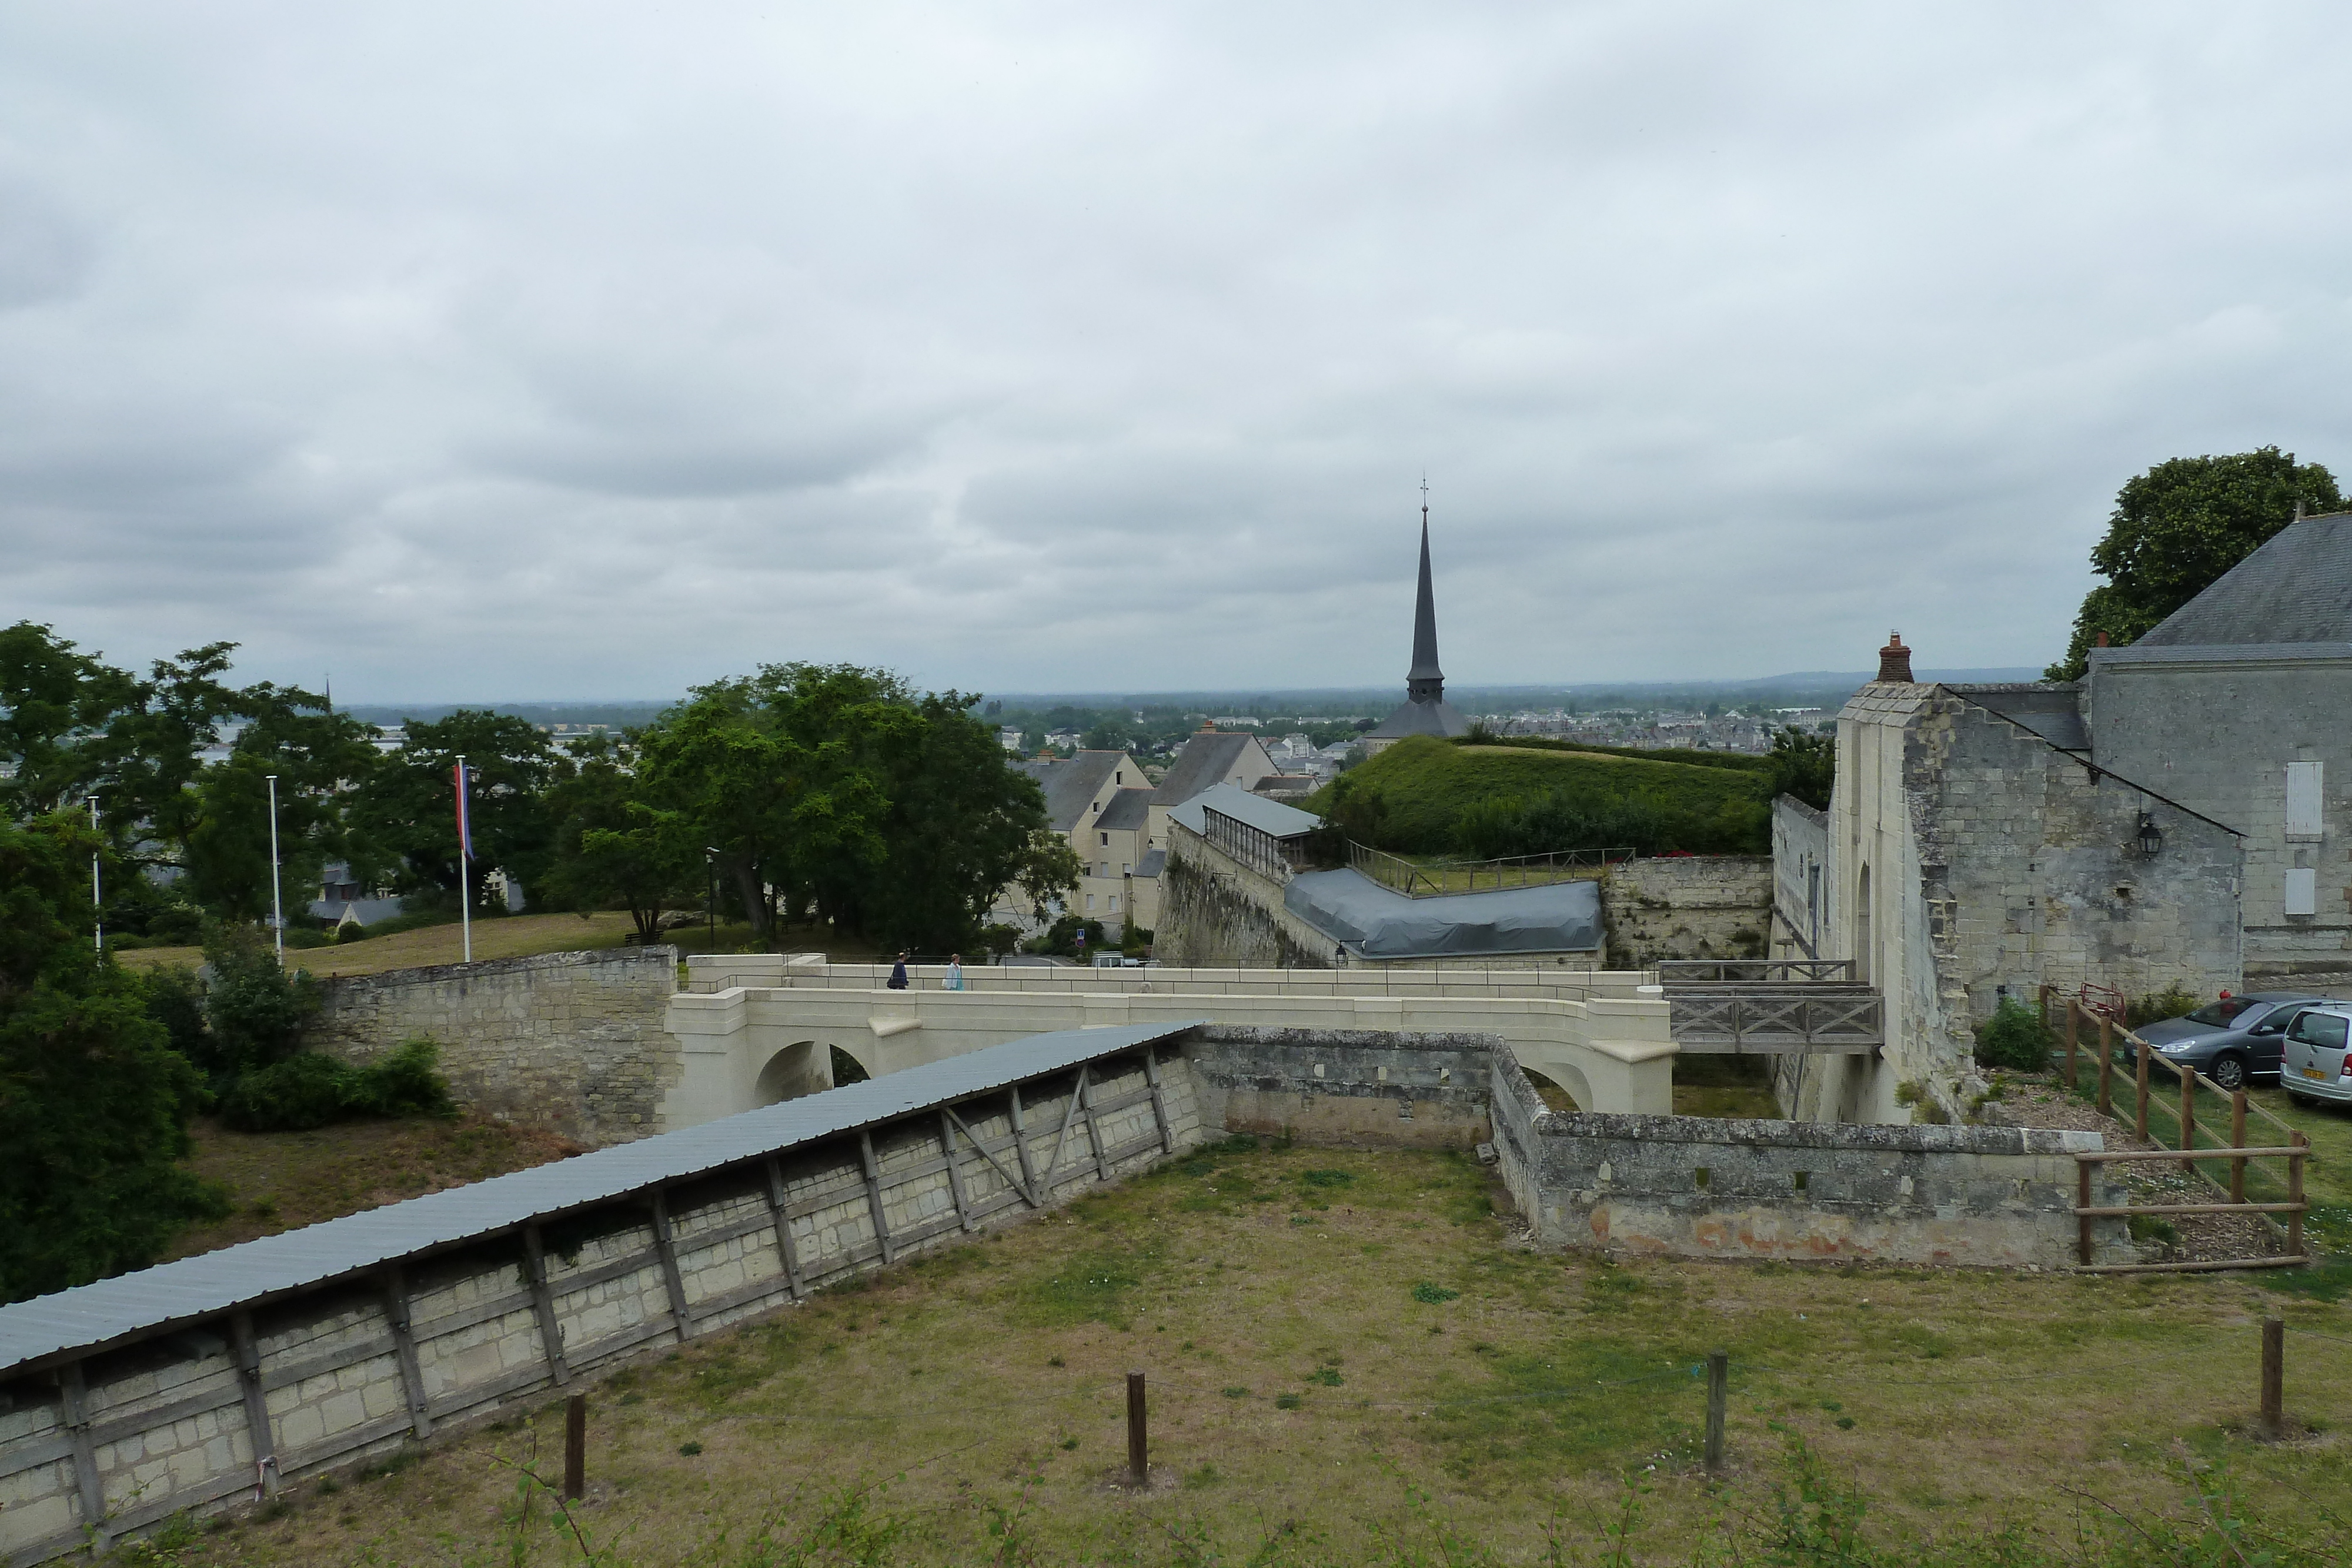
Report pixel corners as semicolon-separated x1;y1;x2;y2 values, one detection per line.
943;954;964;991
887;951;909;989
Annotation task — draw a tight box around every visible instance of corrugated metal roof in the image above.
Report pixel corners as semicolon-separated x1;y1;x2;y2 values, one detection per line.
1192;782;1321;839
0;1020;1204;1381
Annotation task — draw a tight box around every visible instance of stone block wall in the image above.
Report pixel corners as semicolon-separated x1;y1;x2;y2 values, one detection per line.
1158;825;1338;969
1488;1051;2127;1269
1770;795;1830;961
1601;855;1773;967
312;947;682;1145
1185;1026;1496;1148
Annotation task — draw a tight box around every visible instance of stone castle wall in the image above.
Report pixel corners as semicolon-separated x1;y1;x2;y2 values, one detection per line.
1158;824;1338;969
312;947;682;1145
1599;856;1772;968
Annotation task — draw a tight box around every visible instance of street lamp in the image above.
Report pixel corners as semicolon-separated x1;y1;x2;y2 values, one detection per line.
2133;811;2163;858
266;774;284;965
706;848;721;950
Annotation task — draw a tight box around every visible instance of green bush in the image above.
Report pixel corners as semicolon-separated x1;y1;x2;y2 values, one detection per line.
1973;998;2053;1072
1022;914;1108;958
219;1038;454;1132
2126;982;2202;1029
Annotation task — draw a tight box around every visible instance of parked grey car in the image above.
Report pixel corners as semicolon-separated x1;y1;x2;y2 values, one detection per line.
2133;992;2341;1091
2283;1005;2352;1108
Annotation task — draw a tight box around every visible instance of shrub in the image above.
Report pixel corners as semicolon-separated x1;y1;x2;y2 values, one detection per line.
1973;998;2052;1072
2126;982;2202;1029
218;1038;453;1132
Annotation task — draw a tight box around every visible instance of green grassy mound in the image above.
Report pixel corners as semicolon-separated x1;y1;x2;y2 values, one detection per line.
1308;734;1772;857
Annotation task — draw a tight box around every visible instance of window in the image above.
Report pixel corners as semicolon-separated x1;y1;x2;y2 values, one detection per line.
1085;894;1095;910
1115;771;1123;783
1100;831;1109;845
2285;867;2318;917
1109;895;1119;911
2186;997;2261;1027
2291;1011;2348;1049
1121;863;1130;875
2287;761;2323;841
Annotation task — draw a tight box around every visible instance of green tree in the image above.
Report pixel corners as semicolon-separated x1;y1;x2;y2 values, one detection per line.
1768;726;1835;811
351;710;560;909
542;735;698;940
2046;448;2341;680
0;814;225;1304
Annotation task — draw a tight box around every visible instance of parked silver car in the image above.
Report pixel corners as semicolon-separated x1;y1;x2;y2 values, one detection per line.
2281;1004;2352;1108
2132;992;2338;1091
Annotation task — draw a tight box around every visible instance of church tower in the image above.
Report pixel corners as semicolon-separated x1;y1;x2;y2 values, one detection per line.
1364;487;1472;754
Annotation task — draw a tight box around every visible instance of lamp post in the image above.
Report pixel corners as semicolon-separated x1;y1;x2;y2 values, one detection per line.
87;796;102;955
266;775;285;965
705;848;720;950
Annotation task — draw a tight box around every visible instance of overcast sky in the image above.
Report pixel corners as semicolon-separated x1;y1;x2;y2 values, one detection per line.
5;4;2349;702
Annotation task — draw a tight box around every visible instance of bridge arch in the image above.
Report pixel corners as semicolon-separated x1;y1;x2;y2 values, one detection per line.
754;1041;826;1105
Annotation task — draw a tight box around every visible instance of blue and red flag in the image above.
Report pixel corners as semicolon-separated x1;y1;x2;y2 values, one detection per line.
453;762;475;862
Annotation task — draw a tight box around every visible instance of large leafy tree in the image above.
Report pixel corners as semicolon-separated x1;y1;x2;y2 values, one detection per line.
542;734;699;940
2047;449;2341;680
0;814;224;1303
350;710;560;907
183;687;382;920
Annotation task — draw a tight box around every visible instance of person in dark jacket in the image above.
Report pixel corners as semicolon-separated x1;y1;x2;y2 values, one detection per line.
887;951;910;989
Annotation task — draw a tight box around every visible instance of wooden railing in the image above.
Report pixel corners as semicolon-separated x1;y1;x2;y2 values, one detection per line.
1658;958;1856;985
2039;988;2311;1273
1667;988;1884;1052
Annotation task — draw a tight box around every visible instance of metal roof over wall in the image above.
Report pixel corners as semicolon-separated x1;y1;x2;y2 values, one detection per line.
0;1020;1204;1383
1283;868;1603;959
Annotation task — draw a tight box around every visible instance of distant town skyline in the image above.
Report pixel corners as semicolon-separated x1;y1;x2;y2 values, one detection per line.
6;5;2350;701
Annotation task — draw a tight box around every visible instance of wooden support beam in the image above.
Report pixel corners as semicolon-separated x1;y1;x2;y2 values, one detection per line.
2179;1070;2196;1166
229;1312;279;1497
1008;1084;1041;1199
1141;1049;1174;1154
380;1265;433;1439
939;1111;976;1232
761;1157;807;1299
2096;1015;2114;1116
1040;1069;1089;1196
946;1103;1037;1206
2063;1002;2079;1089
2288;1135;2306;1260
58;1359;109;1551
1078;1064;1112;1181
858;1131;897;1265
2134;1039;2151;1142
2230;1091;2249;1205
649;1190;696;1341
520;1225;572;1386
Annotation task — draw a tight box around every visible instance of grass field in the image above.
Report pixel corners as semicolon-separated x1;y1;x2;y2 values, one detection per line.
163;1115;584;1261
142;1141;2352;1567
114;915;884;979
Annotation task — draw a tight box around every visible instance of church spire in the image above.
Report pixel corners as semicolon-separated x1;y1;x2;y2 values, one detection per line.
1406;480;1444;701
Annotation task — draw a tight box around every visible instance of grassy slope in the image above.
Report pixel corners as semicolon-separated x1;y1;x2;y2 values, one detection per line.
170;1142;2352;1567
1307;735;1772;852
115;915;887;979
165;1115;586;1260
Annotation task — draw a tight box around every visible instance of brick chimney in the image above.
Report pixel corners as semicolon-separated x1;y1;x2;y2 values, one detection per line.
1877;631;1913;683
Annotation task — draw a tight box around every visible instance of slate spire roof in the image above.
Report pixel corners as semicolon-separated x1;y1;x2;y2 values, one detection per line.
1368;487;1472;742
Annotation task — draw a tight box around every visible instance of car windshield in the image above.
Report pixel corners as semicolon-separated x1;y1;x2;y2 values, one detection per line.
2183;998;2257;1026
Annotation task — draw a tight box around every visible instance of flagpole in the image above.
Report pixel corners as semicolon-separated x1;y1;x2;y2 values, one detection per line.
88;795;102;955
457;753;472;964
266;775;283;966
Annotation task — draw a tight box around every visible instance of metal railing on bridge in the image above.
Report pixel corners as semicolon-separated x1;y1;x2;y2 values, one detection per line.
1657;958;1856;985
1347;842;1636;898
1666;989;1884;1053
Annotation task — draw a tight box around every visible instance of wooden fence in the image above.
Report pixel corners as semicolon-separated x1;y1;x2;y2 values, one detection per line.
2038;988;2310;1274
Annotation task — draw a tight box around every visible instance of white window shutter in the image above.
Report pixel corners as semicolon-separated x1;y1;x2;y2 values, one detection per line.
2287;761;2323;841
2284;868;2318;917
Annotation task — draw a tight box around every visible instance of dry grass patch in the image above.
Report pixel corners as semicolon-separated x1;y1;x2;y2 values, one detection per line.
165;1115;584;1259
143;1141;2352;1565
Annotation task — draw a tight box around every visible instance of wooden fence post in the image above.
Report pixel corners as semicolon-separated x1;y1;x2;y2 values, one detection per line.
2179;1068;2196;1168
564;1393;586;1500
1127;1371;1148;1484
2260;1318;2284;1437
2288;1134;2307;1260
2134;1039;2151;1141
2230;1091;2248;1205
1705;1351;1728;1475
2096;1016;2114;1116
2063;1002;2079;1090
2077;1164;2094;1266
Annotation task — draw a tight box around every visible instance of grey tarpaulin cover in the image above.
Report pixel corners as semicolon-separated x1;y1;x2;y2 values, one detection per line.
1282;868;1603;959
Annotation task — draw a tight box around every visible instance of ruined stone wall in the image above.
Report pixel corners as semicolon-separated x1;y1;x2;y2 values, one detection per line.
1599;855;1772;968
1770;796;1830;961
312;947;682;1145
1486;1051;2127;1269
1158;825;1338;969
1184;1026;1495;1148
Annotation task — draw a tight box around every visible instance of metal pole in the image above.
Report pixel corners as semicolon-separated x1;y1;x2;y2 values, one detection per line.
564;1393;586;1499
456;754;472;965
88;796;102;954
1126;1370;1148;1484
266;775;283;965
1704;1350;1728;1475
